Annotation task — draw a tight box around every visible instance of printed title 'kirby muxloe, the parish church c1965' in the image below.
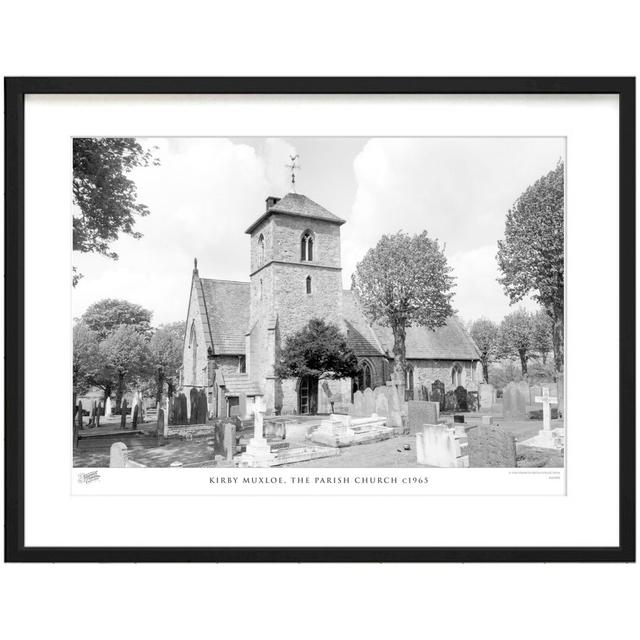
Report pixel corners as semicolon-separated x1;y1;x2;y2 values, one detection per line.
180;192;481;418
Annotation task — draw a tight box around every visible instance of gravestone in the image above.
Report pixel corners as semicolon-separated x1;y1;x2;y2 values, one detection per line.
132;404;139;429
479;383;495;410
157;408;165;441
407;401;440;434
190;388;198;424
454;386;468;411
363;388;375;416
76;401;83;431
120;400;128;430
238;393;247;419
418;385;429;401
503;381;528;420
385;384;403;428
431;380;445;411
466;425;517;468
96;402;102;427
198;389;208;423
73;415;79;449
444;390;456;412
88;400;96;428
353;390;364;417
223;422;237;460
466;391;478;412
110;442;129;468
375;392;389;417
416;424;461;467
179;393;188;424
104;397;112;418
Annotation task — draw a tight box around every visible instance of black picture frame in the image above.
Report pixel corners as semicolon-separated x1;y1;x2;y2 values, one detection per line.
4;77;635;563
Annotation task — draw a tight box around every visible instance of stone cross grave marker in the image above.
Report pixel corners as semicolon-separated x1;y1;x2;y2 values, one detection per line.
238;392;247;419
467;425;517;468
534;386;558;434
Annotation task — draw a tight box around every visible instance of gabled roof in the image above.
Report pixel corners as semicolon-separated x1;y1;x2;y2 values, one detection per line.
371;315;480;361
342;290;386;357
245;192;345;234
199;279;250;355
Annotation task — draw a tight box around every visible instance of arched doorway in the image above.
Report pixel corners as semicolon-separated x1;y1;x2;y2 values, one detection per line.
298;375;318;415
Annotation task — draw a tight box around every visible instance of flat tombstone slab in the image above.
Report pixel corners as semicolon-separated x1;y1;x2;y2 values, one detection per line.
407;401;439;434
363;388;375;416
110;442;129;468
467;425;516;468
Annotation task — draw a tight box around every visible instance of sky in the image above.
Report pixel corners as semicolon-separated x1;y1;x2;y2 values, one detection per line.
72;136;565;326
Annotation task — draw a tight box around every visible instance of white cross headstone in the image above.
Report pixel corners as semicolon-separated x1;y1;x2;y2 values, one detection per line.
253;395;266;441
534;387;558;433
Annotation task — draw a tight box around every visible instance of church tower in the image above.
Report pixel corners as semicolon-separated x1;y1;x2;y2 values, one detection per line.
244;192;345;411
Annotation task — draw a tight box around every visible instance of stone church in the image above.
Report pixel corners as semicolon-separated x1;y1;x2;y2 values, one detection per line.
181;192;480;417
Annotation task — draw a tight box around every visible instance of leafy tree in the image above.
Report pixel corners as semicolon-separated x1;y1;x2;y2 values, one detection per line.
497;160;564;374
499;308;535;376
81;298;153;341
99;325;153;409
72;322;101;403
531;309;553;365
470;318;499;383
275;319;359;382
150;321;185;402
73;138;158;285
352;231;455;380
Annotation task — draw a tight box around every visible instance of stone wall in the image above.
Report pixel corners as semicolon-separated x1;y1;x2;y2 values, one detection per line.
409;359;479;393
182;276;210;387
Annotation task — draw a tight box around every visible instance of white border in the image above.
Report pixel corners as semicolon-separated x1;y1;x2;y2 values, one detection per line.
24;94;619;547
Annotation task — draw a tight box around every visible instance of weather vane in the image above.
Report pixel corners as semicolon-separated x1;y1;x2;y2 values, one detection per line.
285;154;301;192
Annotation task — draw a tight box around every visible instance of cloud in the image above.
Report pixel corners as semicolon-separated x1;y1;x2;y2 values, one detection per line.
73;137;297;325
343;137;563;320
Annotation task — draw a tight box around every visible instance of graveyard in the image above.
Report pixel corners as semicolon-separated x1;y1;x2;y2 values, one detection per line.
73;378;564;469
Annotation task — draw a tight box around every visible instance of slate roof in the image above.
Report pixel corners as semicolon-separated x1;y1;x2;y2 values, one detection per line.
198;278;250;355
245;192;345;234
196;277;479;361
371;315;480;361
342;290;386;357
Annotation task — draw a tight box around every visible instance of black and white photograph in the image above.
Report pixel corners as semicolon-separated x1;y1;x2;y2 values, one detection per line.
72;136;565;473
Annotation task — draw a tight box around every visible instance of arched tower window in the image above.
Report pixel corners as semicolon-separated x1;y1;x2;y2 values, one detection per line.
306;275;312;294
451;362;463;387
300;231;314;261
258;234;265;265
260;278;263;300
